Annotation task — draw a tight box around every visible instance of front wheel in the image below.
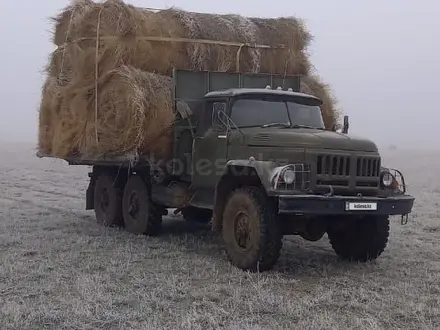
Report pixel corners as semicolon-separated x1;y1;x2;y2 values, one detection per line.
222;186;282;272
327;215;390;262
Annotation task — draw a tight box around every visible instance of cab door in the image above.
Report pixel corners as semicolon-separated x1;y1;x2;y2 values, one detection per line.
191;100;229;189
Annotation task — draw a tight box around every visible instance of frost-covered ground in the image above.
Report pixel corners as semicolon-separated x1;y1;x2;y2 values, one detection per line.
0;142;439;330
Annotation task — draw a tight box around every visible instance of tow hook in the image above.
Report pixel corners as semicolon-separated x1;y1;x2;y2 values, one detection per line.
325;185;334;197
401;214;408;225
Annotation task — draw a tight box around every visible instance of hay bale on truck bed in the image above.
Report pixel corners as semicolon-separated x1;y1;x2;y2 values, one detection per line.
38;77;61;155
40;66;177;159
38;0;339;160
49;0;313;83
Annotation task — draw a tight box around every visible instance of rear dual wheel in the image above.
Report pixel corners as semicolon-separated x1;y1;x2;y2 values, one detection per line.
93;172;162;235
94;174;124;227
122;175;162;236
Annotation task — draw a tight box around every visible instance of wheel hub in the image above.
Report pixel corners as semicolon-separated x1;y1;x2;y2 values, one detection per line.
100;188;110;212
234;211;253;250
128;192;140;220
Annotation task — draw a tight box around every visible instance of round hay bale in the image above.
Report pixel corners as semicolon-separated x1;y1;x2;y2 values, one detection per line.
62;65;176;158
38;77;62;155
46;43;86;86
250;17;312;75
51;0;96;46
52;1;185;77
50;96;84;158
51;0;313;76
158;9;312;75
159;10;263;72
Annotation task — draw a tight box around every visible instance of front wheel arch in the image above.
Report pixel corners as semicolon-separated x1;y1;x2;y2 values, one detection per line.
212;165;269;232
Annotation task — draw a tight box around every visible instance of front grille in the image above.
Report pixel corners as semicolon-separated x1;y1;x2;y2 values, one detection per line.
356;156;381;177
316;154;381;192
317;155;350;176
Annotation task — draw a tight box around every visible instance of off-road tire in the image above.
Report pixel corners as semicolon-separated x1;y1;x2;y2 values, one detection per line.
122;175;162;236
182;206;212;224
327;215;390;262
222;186;282;272
94;174;123;227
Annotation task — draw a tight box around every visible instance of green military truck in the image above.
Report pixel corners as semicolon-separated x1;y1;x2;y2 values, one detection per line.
38;69;415;272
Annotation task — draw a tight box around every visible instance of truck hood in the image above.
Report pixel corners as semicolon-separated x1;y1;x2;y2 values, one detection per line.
244;128;378;152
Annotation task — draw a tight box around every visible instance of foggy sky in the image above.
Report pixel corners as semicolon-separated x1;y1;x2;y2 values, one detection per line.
1;0;438;150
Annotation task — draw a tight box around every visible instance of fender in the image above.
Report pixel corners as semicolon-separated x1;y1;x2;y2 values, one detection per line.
211;159;280;231
221;159;279;191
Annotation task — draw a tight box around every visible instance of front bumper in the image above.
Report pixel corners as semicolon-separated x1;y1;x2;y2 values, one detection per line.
278;194;415;216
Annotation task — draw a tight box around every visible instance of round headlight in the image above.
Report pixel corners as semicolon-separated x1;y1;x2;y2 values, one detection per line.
382;172;394;187
283;169;295;184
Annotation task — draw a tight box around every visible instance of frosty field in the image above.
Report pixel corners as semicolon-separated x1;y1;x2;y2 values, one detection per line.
0;142;439;330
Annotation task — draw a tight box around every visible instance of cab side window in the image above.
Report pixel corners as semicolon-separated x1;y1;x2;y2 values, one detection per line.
196;100;226;136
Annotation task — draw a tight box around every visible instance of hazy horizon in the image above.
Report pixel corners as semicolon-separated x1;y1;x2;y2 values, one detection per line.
1;0;438;150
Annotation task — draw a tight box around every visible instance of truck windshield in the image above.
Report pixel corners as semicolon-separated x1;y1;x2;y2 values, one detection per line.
230;98;325;129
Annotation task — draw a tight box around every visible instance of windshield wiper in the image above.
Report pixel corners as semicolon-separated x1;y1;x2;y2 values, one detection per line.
291;124;325;130
261;122;291;128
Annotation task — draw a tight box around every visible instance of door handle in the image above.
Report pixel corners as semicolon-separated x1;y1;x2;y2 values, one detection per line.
218;135;226;139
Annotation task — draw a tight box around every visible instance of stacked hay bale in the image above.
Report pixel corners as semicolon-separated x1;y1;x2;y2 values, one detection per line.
38;0;339;159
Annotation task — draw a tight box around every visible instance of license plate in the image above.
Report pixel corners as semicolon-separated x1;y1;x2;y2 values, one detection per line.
346;202;377;211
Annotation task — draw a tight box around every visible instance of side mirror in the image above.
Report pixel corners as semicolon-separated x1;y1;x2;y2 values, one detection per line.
342;115;349;134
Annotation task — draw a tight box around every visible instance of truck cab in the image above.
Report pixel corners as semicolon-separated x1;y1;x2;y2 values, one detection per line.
67;69;415;272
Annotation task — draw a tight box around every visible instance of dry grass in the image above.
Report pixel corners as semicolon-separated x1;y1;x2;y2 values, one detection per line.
0;142;439;329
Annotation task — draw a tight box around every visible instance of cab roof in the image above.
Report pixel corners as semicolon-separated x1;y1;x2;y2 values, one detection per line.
204;88;323;105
